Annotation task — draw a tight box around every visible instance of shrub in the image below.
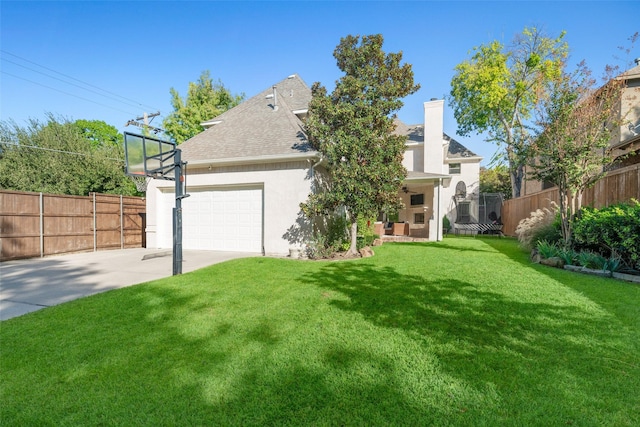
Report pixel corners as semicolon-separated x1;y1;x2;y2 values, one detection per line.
573;199;640;270
604;256;623;273
442;215;451;233
536;240;559;259
515;202;561;250
557;248;578;266
577;251;608;270
356;216;376;249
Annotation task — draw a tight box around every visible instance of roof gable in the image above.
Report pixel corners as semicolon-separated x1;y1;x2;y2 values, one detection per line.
180;74;315;163
394;118;478;158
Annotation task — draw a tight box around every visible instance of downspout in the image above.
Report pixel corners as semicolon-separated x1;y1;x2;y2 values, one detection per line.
437;178;442;241
309;155;324;182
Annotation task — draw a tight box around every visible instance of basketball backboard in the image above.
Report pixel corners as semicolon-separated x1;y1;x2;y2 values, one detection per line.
124;132;177;180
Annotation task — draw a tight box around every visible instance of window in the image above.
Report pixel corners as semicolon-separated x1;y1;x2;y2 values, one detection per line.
542;180;555;190
457;201;471;223
414;213;425;224
410;193;424;206
449;163;461;174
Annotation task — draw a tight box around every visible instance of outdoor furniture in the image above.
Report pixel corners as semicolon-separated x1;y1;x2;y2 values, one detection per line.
391;222;410;236
454;223;503;236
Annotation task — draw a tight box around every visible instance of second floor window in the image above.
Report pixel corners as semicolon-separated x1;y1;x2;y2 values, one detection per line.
449;163;461;174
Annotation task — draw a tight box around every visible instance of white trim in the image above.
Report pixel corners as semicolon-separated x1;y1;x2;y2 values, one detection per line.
187;152;320;168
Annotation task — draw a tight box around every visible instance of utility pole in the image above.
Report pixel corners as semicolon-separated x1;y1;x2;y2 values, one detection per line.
125;111;163;134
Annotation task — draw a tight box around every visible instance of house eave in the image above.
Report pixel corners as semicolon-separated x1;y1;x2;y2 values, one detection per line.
445;155;483;163
404;172;451;184
187;151;320;168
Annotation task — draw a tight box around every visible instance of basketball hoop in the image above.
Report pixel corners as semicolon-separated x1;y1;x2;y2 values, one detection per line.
130;174;150;192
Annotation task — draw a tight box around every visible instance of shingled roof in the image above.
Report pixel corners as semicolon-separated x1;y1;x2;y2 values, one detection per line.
395;122;478;158
179;74;315;163
179;74;478;164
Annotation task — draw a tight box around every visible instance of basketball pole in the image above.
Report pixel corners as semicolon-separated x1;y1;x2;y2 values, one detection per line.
172;149;185;275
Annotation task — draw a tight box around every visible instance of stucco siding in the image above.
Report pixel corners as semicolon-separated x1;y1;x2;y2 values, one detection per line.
146;161;313;256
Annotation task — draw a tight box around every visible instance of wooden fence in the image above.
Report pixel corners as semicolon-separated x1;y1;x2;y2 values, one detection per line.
0;190;146;261
502;163;640;236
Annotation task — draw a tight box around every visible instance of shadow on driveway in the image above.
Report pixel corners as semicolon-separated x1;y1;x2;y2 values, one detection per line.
0;248;256;320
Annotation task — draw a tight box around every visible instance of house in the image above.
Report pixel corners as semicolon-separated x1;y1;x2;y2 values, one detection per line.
393;99;482;238
522;60;640;196
145;75;481;256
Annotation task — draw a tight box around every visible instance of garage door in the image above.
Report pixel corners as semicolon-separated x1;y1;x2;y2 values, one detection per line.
159;187;263;253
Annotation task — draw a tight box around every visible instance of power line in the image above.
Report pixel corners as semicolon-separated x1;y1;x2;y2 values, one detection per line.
0;140;122;162
1;50;162;113
1;71;139;117
2;57;154;112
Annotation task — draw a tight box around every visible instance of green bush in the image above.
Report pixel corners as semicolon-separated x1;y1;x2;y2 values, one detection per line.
515;203;562;250
536;240;559;259
577;251;608;270
573;199;640;270
557;248;578;266
356;216;376;250
442;215;451;232
531;222;562;248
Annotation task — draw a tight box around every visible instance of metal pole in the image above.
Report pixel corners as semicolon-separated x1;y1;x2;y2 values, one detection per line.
436;178;442;241
173;149;183;275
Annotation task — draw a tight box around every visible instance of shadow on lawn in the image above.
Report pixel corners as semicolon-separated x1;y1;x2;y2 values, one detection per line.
297;254;633;398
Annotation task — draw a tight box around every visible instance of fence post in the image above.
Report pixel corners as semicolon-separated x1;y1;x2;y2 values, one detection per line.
93;192;97;252
40;192;44;258
120;195;124;249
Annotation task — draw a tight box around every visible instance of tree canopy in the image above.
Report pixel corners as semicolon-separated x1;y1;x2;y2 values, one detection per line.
0;116;137;196
527;63;626;246
301;34;419;255
449;27;568;198
479;164;512;199
162;70;244;144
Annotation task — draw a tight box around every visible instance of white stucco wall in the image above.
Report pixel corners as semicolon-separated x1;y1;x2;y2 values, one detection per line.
442;159;481;225
146;160;314;256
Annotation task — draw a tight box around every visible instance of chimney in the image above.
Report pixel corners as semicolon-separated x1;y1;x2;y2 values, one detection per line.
635;58;640;66
265;86;278;111
272;86;278;111
423;99;444;174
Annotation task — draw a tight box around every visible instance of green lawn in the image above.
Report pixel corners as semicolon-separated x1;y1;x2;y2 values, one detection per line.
2;237;639;426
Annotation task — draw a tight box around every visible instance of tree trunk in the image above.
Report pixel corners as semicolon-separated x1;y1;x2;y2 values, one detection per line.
509;163;523;198
347;220;359;257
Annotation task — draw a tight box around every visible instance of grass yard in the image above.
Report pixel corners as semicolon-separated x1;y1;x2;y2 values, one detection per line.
1;237;639;426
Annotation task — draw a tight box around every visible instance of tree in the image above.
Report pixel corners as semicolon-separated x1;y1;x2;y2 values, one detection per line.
162;70;244;144
526;63;627;246
449;27;568;198
0;116;137;196
301;34;419;256
74;119;123;147
479;164;512;199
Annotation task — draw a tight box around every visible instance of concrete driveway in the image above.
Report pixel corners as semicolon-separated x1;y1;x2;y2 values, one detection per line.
0;248;256;321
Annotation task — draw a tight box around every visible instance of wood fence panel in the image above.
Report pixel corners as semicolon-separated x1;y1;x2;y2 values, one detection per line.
0;191;41;259
43;193;93;256
1;190;146;261
503;164;639;237
123;196;146;248
95;194;122;251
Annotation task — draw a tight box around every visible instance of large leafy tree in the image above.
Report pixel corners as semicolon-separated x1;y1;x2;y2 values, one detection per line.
301;34;419;256
162;70;244;144
74;119;123;147
479;164;512;199
449;27;568;198
527;63;627;246
0;116;137;196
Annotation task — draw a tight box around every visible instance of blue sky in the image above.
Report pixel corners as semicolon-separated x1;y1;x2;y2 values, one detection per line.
2;1;639;165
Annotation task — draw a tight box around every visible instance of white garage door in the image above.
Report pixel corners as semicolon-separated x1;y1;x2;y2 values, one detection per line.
159;187;263;253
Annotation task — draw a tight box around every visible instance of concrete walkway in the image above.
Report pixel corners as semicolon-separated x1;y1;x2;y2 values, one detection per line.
0;248;256;321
